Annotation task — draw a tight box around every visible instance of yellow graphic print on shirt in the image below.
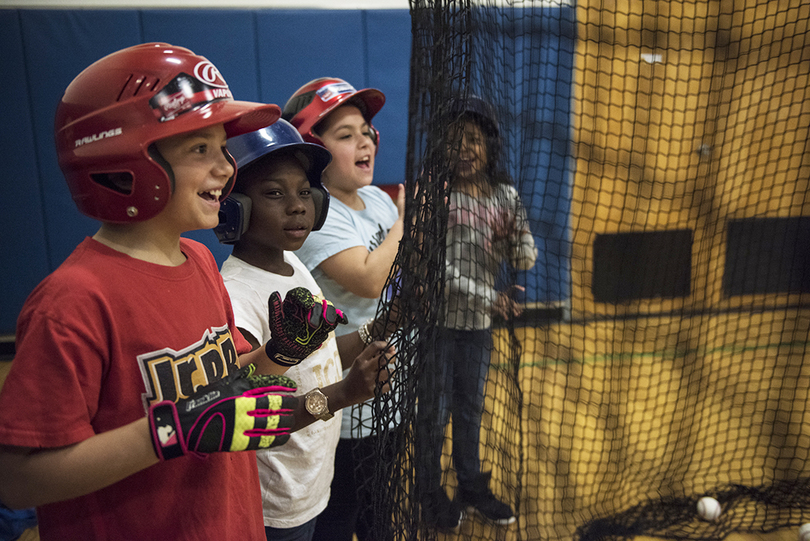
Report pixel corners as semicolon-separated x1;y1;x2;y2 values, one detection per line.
138;325;239;409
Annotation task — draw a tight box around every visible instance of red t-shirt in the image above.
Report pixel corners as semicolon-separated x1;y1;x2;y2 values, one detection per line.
0;238;265;540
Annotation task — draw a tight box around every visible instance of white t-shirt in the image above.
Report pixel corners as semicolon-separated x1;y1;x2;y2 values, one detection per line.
295;185;400;438
221;252;343;529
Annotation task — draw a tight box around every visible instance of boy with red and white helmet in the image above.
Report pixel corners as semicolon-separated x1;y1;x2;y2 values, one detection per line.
282;78;405;541
0;44;356;540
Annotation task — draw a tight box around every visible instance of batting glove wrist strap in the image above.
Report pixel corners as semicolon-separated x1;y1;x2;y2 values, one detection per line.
148;364;298;461
265;287;348;367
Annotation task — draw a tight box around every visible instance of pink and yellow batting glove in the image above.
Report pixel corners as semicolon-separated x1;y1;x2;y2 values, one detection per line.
148;364;297;461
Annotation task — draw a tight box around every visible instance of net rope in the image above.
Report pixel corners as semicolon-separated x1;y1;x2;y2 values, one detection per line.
351;1;810;540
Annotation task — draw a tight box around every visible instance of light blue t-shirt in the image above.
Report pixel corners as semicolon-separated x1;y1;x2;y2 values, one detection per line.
295;185;400;438
296;185;398;338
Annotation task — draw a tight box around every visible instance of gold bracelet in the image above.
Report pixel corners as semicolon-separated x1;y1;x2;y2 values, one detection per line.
358;320;374;345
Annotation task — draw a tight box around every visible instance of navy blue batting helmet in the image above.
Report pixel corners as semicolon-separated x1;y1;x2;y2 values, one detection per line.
215;119;332;243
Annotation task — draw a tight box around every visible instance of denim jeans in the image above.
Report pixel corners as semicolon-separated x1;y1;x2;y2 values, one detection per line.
312;429;401;541
416;327;492;493
265;516;317;541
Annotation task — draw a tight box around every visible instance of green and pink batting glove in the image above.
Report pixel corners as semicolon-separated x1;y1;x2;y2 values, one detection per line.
264;287;349;367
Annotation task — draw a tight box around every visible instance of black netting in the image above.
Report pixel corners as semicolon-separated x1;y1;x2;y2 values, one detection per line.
354;1;810;540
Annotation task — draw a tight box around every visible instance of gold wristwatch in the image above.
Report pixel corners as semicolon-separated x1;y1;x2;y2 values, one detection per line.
304;388;333;421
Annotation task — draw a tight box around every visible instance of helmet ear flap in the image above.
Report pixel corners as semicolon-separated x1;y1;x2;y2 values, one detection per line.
310;185;330;231
370;125;380;154
214;192;252;244
222;146;237;198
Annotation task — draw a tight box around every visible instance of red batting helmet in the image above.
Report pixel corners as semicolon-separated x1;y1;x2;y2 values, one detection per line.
281;77;385;149
55;42;281;223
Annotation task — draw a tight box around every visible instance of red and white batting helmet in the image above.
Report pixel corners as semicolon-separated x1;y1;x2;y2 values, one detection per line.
55;42;281;223
281;77;385;149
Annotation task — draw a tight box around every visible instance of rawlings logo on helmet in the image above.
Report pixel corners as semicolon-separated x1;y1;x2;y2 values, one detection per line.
193;61;228;89
74;127;123;148
149;65;234;123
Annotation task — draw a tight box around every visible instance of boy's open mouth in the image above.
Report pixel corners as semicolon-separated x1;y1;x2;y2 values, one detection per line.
199;189;222;202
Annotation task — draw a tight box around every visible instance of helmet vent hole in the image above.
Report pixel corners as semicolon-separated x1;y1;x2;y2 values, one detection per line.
117;74;136;102
137;76;160;96
91;172;134;195
281;91;316;120
118;74;160;102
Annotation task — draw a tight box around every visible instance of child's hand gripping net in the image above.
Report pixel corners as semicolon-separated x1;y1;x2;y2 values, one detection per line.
148;365;297;461
264;287;349;367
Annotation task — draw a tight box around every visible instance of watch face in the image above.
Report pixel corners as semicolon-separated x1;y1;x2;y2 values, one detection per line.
306;391;327;414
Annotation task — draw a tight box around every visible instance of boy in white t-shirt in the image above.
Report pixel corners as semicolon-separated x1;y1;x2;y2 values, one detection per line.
217;119;393;541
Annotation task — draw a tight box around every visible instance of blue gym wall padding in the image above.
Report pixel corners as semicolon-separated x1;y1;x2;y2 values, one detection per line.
1;10;50;339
